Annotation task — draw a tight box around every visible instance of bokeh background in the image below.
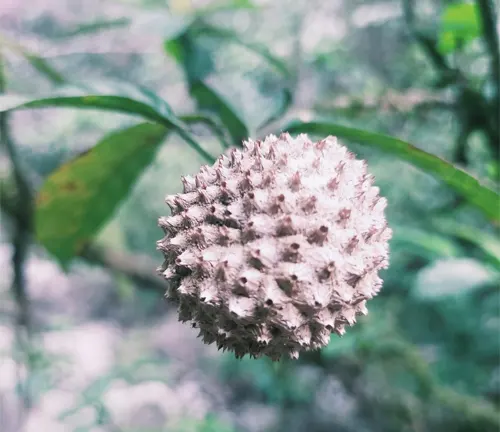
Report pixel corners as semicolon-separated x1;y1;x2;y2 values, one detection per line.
1;0;499;431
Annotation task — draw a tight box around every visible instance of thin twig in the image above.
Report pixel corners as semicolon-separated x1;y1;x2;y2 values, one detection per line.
180;113;232;150
80;244;166;294
476;0;500;139
0;51;33;409
1;194;166;295
402;0;460;81
402;0;499;164
174;123;218;164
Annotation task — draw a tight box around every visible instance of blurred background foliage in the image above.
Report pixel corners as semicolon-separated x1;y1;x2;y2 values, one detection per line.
0;0;499;431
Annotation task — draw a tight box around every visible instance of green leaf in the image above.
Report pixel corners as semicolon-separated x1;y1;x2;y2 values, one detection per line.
166;30;216;81
0;83;175;124
165;33;248;146
193;23;293;129
180;113;231;148
170;0;255;14
0;49;6;92
35;123;168;265
230;0;255;8
0;36;66;84
22;54;66;85
200;0;256;12
50;18;130;39
164;38;186;64
438;2;481;54
165;21;291;145
190;81;249;146
283;121;500;223
195;24;290;77
0;82;215;162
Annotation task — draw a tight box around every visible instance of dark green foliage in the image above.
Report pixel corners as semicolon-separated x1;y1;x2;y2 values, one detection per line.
1;1;499;431
0;82;215;161
165;24;249;146
164;18;292;145
34;123;168;265
438;2;481;54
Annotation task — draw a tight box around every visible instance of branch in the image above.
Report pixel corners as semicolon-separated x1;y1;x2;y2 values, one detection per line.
401;0;499;163
2;174;167;301
80;244;166;294
402;0;460;83
1;196;167;296
0;58;33;331
0;51;33;409
476;0;500;86
476;0;500;134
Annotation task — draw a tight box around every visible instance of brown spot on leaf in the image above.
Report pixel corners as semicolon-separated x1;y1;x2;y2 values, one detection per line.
36;191;50;207
62;181;79;192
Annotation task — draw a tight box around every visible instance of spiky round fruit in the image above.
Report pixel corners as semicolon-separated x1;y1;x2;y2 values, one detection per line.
157;133;391;360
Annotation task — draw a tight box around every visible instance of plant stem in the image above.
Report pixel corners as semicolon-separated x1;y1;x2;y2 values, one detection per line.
80;244;166;293
0;51;33;409
476;0;500;148
176;126;217;164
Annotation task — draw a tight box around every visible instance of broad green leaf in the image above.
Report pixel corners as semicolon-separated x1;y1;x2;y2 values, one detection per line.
438;2;481;54
283;121;500;223
35;123;168;265
0;82;215;162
